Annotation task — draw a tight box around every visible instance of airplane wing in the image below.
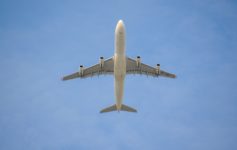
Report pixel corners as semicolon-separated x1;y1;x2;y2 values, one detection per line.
126;57;176;78
62;57;114;81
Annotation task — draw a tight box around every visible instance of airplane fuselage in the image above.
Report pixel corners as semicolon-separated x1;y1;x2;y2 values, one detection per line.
114;20;126;110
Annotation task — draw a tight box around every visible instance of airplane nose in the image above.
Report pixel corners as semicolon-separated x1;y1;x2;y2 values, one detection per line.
116;20;125;33
118;20;123;25
117;20;124;28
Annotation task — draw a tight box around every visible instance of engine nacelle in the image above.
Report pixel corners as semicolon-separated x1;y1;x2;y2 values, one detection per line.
136;56;141;67
99;57;104;68
156;64;160;74
79;65;84;76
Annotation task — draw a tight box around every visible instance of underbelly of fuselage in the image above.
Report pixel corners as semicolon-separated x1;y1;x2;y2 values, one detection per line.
114;54;126;109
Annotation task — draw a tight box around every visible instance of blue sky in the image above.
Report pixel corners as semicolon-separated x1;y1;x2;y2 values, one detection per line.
1;0;237;149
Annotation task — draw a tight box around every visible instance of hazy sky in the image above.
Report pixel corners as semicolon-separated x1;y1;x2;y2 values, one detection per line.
1;0;237;149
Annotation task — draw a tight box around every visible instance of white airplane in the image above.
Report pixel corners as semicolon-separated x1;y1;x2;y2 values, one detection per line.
62;20;176;113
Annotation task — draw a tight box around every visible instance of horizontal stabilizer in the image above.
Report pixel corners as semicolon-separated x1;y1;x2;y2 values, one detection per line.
100;104;137;113
121;104;137;112
100;104;117;113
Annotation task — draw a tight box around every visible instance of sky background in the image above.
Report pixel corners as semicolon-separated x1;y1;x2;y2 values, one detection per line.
1;0;237;149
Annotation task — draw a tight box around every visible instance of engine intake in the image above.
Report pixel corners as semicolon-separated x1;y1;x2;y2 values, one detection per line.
80;65;84;76
99;57;104;68
136;56;141;67
156;64;160;74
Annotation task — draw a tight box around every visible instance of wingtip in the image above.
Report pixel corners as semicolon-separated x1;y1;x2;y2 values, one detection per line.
173;74;177;78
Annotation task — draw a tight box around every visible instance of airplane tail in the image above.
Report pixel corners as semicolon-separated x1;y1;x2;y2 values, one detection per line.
100;104;137;113
121;104;137;112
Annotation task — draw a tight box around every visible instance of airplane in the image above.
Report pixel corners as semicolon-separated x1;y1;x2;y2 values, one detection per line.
62;20;176;113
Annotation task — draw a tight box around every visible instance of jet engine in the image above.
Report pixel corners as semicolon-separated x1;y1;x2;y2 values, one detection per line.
99;57;104;68
156;64;160;74
80;65;84;76
136;56;141;67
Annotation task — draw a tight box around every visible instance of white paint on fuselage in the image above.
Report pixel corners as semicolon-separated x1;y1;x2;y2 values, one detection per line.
114;20;126;110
